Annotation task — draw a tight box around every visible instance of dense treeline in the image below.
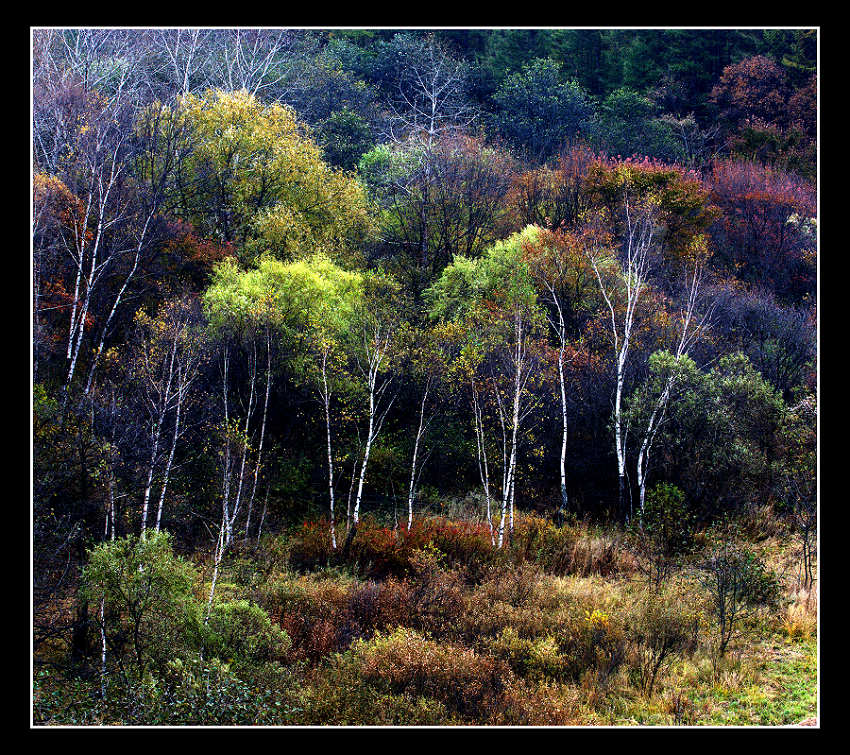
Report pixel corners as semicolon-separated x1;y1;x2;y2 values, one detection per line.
32;28;816;725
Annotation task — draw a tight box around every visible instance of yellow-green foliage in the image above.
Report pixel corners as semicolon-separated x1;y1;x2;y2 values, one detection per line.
176;89;375;260
203;253;364;337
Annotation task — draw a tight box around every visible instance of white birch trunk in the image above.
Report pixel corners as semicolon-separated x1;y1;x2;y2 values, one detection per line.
472;382;494;545
154;367;184;532
320;346;337;549
255;483;269;546
352;384;375;526
406;377;431;530
140;335;178;534
245;330;271;540
226;340;258;545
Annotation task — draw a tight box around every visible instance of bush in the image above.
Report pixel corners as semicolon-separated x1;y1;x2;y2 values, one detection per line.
642;483;694;555
288;516;501;580
625;588;700;696
287;520;335;573
487;627;567;681
81;532;200;678
491;678;582;725
568;530;636;577
509;515;578;574
699;538;782;656
299;653;455;725
126;657;291;725
573;607;627;687
381;546;468;638
34;659;294;725
261;574;357;661
475;563;543;608
354;627;511;719
202;600;291;667
631;483;694;588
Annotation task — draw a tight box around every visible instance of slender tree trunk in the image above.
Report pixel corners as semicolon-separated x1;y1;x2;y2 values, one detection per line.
320;346;337;549
205;520;225;622
99;598;107;699
636;380;672;521
220;346;233;545
346;455;359;532
500;314;523;547
255;482;270;546
472;384;494;545
352;387;375;526
407;378;430;530
83;212;153;395
245;330;271;540
155;370;184;532
495;386;509;550
228;340;257;545
614;348;628;522
140;343;177;535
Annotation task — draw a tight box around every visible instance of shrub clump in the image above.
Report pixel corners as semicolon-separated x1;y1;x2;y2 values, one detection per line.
354;627;511;719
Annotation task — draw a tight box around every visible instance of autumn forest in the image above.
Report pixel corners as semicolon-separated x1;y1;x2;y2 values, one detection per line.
32;28;818;727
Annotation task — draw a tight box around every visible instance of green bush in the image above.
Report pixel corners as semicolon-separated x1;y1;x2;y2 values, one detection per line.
626;588;700;695
33;659;294;725
81;531;200;678
202;600;291;667
642;483;694;555
488;627;567;681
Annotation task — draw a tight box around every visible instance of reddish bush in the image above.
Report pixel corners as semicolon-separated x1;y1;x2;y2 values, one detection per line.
262;575;354;662
707;158;816;302
287;519;335;572
710;55;790;130
289;516;501;579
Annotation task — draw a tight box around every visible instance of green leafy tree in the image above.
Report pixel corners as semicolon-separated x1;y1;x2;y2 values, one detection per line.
317;107;375;171
592;88;683;163
205;253;364;548
82;531;199;679
172;89;375;262
428;226;546;546
492;58;594;162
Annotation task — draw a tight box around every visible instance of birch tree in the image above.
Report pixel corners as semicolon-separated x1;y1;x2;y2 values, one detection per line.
347;273;401;532
152;29;214;96
216;29;296;98
428;226;545;546
33;29;145;174
632;239;715;518
130;295;204;535
401;322;461;529
204;290;266;547
383;32;476;150
82;101;192;396
153;296;206;532
204;253;363;548
369;34;478;270
131;308;180;535
57;95;136;393
272;255;363;549
584;198;659;521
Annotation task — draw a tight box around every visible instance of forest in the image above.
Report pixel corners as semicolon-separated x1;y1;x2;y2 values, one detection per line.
32;28;818;727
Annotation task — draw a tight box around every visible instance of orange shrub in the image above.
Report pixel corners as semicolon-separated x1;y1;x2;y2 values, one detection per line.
288;516;502;579
355;628;511;719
